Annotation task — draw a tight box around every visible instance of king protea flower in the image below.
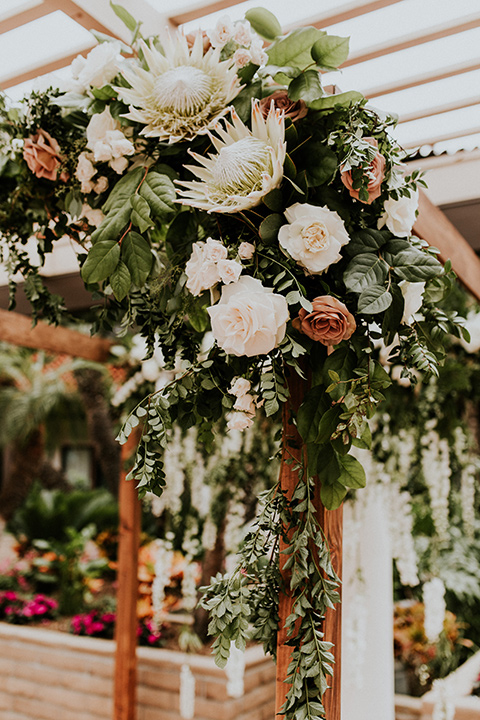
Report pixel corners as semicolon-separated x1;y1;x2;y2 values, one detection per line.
176;100;286;213
116;32;242;143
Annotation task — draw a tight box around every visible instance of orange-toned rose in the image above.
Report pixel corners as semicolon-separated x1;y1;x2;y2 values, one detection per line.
23;129;66;181
293;295;356;346
258;90;308;122
340;138;385;205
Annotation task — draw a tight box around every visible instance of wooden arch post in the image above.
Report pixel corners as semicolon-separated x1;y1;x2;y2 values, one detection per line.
276;369;343;720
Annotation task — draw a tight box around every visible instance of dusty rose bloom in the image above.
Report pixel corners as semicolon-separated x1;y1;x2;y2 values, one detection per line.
258;90;308;122
293;295;356;346
340;138;385;205
185;30;211;53
23;129;66;181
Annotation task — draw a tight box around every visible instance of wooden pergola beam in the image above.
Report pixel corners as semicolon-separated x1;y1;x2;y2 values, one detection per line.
291;0;403;32
1;50;91;89
0;308;111;361
364;60;480;99
401;126;480;149
343;14;480;67
0;0;116;36
414;191;480;303
169;0;240;27
399;95;480;124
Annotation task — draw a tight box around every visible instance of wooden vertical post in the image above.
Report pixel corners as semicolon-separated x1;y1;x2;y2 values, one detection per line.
276;369;343;720
114;435;141;720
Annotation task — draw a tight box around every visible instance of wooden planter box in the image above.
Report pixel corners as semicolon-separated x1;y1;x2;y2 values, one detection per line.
0;622;275;720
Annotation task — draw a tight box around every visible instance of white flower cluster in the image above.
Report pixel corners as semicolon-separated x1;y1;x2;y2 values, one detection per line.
227;376;257;431
185;237;242;296
207;16;268;67
152;536;174;626
453;426;477;539
423;577;446;643
389;484;420;587
421;428;452;541
224;493;247;572
181;558;200;613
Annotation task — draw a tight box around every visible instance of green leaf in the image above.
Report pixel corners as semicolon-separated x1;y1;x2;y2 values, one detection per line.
352;423;372;450
320;480;347;510
110;261;131;301
232;81;262;122
166;211;198;261
344;253;389;293
297;385;329;443
110;2;138;32
311;35;350;70
296;141;337;187
81;241;120;284
245;7;282;40
188;300;209;333
260;65;301;81
121;232;153;286
308;90;364;110
288;70;323;103
315;405;343;444
345;228;389;256
337;454;366;489
392;250;443;282
262;188;284;213
92;200;132;244
130;195;153;233
103;166;144;214
382;239;411;265
259;214;285;243
322;346;356;401
138;171;176;218
357;286;392;314
90;85;117;101
267;27;327;71
382;282;404;346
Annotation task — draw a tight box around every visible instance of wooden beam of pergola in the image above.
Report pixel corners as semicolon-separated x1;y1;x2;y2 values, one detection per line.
0;308;111;361
0;0;117;37
399;95;480;124
414;191;480;303
290;0;404;32
364;60;480;99
0;50;92;89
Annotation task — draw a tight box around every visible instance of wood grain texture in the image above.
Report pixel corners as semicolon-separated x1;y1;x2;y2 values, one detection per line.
0;308;112;361
276;369;343;720
414;191;480;303
114;434;141;720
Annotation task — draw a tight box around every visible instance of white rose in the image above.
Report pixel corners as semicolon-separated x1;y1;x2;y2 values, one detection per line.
106;130;135;159
460;312;480;354
72;42;121;90
207;275;289;357
109;156;129;174
185;242;220;296
207;16;234;48
87;109;135;163
205;237;228;263
217;259;242;285
233;48;252;68
230;377;251;397
234;393;256;414
81;204;105;227
278;203;350;274
400;280;425;324
249;36;268;66
227;411;254;431
234;22;251;47
378;189;419;237
238;242;255;260
76;152;96;183
93;176;109;194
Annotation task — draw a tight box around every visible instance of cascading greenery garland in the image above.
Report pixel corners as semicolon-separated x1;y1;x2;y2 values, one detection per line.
0;5;470;717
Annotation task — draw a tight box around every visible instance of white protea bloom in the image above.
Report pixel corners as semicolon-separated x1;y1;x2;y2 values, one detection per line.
176;101;286;213
116;32;241;142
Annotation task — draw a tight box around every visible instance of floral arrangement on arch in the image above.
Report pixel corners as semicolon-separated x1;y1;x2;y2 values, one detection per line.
0;5;469;718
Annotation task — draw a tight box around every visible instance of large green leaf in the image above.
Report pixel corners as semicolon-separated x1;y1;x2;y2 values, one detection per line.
315;405;343;444
130;195;153;234
245;7;282;40
91;200;132;244
392;250;443;282
110;1;137;32
311;35;350;70
336;454;366;489
382;282;404;346
166;211;198;261
110;261;131;301
345;228;389;256
322;346;356;401
81;241;120;284
267;27;327;70
344;253;389;293
288;70;323;103
308;90;364;111
138;172;176;218
259;213;285;243
297;385;329;443
320;480;347;510
357;285;392;314
382;238;411;265
103;167;144;214
296;141;337;187
121;232;153;286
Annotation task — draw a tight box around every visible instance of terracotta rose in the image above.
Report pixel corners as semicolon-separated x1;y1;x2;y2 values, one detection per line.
23;129;66;181
293;295;356;346
340;137;385;205
258;90;308;122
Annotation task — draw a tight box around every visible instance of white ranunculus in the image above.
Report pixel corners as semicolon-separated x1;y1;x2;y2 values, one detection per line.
238;242;255;260
75;152;96;192
205;237;228;263
230;377;251;397
185;242;220;296
86;109;135;164
227;411;254;431
217;259;242;285
460;312;480;354
278;203;350;274
233;48;252;68
234;22;251;47
207;275;289;357
249;36;268;66
72;42;122;90
400;280;425;324
207;16;235;48
378;189;419;237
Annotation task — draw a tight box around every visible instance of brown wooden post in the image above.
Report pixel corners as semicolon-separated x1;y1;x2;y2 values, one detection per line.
114;434;141;720
276;370;343;719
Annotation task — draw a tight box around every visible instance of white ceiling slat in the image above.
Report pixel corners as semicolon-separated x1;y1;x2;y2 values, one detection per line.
363;59;480;99
399;96;480;124
287;0;405;32
170;0;243;27
1;51;86;89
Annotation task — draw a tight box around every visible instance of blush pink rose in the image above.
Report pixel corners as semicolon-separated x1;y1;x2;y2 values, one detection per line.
293;295;356;346
23;129;66;181
340;138;385;205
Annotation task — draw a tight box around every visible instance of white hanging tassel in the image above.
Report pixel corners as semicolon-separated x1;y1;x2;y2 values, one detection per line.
423;577;446;643
179;664;196;719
